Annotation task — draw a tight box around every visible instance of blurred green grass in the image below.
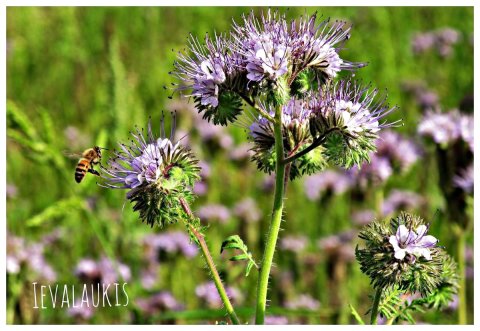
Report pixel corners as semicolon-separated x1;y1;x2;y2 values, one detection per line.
6;7;473;324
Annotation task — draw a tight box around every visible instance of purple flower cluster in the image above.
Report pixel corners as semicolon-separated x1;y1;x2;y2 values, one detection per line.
195;281;243;308
74;256;131;284
412;28;460;58
233;198;262;223
100;116;200;228
7;233;57;281
143;231;198;261
303;170;352;200
382;190;424;216
284;294;320;310
197;203;231;223
173;10;364;126
137;291;184;316
279;235;308;253
453;165;473;194
418;109;473;151
317;230;356;262
349;130;421;187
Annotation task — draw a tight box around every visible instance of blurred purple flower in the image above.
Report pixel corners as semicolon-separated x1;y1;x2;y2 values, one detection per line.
229;143;254;162
382;190;424;216
411;32;436;54
349;155;393;187
143;231;198;260
458;114;474;152
265;315;288;325
279;235;308;253
376;130;421;172
351;209;376;226
197;204;231;223
192;181;208;196
453;165;473;194
74;256;131;284
195;282;242;308
304;170;352;200
260;174;275;193
7;233;57;281
317;231;356;262
137;291;184;315
418;109;461;145
233;198;262;223
6;183;17;199
67;302;95;320
284;294;320;310
140;266;157;290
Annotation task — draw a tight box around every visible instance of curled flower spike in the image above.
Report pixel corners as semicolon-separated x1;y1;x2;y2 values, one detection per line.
290;14;365;83
172;33;245;126
100;114;201;228
249;99;327;179
308;80;399;168
355;212;453;296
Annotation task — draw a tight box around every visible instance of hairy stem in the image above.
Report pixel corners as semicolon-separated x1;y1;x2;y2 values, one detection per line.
179;198;240;325
370;287;383;325
255;109;286;324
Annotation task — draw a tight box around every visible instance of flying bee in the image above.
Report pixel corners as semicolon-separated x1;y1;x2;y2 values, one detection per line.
65;146;105;183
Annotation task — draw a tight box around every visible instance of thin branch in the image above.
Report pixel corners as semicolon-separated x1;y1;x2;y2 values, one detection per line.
179;198;240;325
281;127;341;165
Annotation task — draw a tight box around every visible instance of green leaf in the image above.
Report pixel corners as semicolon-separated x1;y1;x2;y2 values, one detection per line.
220;234;258;277
349;304;365;325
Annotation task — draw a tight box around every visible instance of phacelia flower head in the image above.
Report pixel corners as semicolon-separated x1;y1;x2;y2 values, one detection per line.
173;33;245;126
355;212;454;296
249;98;327;179
173;9;365;127
309;80;399;168
290;15;365;83
101;115;201;228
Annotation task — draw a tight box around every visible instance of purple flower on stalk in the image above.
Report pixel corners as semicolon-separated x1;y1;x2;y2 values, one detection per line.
143;231;198;260
376;130;421;172
417;109;463;145
100;115;200;228
389;224;438;262
291;15;365;79
309;80;397;137
232;10;290;82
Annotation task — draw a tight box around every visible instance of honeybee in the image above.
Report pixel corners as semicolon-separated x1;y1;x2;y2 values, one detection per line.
73;146;103;183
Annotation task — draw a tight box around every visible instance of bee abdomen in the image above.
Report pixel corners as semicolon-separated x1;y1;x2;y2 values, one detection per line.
75;159;89;183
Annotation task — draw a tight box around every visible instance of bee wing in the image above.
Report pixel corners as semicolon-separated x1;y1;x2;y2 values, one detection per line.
63;150;83;159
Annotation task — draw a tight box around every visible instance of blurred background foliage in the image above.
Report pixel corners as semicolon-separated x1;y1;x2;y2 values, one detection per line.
6;7;473;324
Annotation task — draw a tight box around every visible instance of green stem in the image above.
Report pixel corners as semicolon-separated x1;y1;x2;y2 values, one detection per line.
255;109;286;324
456;227;467;324
370;287;383;325
179;198;240;325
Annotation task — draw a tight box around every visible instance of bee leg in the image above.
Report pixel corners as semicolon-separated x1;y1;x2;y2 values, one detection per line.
88;168;100;176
